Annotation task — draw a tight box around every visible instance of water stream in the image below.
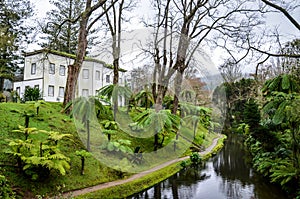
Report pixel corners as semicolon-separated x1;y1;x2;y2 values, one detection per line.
128;133;288;199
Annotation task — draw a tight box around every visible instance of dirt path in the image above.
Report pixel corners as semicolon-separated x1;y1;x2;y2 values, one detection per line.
62;135;223;198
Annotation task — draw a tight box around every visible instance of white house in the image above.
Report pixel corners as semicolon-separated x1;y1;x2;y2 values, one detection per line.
14;49;126;103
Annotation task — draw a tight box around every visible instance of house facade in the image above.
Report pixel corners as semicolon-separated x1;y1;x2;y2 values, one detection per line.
14;49;126;103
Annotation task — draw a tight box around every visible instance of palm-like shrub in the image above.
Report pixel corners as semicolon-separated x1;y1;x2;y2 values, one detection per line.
135;88;154;110
75;150;92;175
98;84;132;118
65;96;111;151
134;109;180;151
100;120;119;141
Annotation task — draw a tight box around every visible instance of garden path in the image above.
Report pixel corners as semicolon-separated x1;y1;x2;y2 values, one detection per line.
61;135;223;198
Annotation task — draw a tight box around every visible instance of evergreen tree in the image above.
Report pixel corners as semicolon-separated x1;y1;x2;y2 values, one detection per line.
243;98;260;132
0;0;32;92
40;0;99;54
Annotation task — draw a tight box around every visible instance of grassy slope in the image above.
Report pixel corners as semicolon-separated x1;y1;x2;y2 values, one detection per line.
0;102;221;198
0;102;119;197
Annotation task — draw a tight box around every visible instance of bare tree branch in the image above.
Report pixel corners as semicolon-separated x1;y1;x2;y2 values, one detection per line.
250;45;300;58
261;0;300;31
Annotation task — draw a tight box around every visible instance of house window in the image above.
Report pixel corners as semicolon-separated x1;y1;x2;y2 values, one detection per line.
106;75;110;83
82;89;89;97
34;85;39;89
59;87;64;97
59;65;65;76
48;85;54;97
16;87;20;95
96;70;100;80
119;96;122;106
49;63;55;74
31;63;36;75
82;69;89;79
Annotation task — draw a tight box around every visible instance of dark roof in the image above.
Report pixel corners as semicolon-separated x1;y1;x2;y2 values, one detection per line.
24;49;126;72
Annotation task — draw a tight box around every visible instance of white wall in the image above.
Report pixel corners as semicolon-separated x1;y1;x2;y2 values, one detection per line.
14;51;127;105
13;79;43;99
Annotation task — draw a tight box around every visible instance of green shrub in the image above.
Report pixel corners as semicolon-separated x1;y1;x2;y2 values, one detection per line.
190;152;201;166
23;87;42;102
0;174;16;199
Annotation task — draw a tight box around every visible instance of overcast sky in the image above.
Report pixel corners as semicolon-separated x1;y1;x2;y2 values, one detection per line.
28;0;300;74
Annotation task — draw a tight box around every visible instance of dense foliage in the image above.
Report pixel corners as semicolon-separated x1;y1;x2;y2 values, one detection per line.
239;74;300;198
5;126;72;181
0;0;32;92
213;78;257;129
23;87;42;102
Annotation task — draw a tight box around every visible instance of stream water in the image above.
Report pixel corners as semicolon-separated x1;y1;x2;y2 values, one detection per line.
128;133;289;199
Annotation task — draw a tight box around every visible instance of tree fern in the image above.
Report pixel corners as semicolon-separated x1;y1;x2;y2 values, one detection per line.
98;84;132;102
134;109;180;148
6;127;72;180
270;159;297;186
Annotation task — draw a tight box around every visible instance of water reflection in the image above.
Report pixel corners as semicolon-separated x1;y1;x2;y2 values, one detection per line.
129;133;288;199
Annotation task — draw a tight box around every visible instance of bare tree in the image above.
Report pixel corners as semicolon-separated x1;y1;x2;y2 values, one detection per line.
219;59;243;83
101;0;136;117
145;0;266;114
209;0;300;82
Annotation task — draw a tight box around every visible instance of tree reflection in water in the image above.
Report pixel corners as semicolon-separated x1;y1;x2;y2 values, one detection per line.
129;133;288;199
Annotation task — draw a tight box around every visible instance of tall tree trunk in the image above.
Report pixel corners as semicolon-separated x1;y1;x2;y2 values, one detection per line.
172;21;190;114
172;70;184;151
81;157;85;175
63;0;107;107
154;133;159;151
0;78;4;92
155;87;163;111
113;58;119;119
63;64;80;108
63;6;89;107
87;119;90;151
172;71;183;114
104;0;124;119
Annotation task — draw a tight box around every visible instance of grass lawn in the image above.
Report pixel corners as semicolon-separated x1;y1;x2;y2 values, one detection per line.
0;101;222;198
0;102;119;197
